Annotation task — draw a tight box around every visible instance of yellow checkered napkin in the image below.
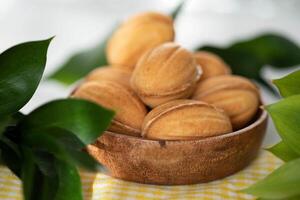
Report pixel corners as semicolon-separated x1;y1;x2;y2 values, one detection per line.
0;151;282;200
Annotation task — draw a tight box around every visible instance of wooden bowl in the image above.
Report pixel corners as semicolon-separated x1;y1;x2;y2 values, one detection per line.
87;109;267;185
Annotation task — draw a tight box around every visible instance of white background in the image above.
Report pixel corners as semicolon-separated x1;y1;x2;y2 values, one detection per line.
1;0;300;146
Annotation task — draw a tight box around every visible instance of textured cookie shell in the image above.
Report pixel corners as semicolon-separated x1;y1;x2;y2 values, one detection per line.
142;99;232;140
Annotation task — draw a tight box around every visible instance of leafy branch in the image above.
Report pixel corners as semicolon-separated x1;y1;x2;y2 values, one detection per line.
243;69;300;199
0;39;114;200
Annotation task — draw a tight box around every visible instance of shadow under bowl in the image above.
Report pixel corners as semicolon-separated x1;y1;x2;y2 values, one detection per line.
87;109;268;185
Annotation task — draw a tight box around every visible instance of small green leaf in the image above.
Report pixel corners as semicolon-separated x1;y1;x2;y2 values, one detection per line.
20;99;114;145
243;158;300;199
39;173;59;200
170;1;185;20
65;148;99;171
32;153;59;200
33;151;84;200
273;69;300;97
0;112;24;138
0;136;21;177
197;34;300;95
0;113;23;175
21;146;44;200
23;132;73;166
266;95;300;154
33;151;57;177
23;128;100;171
0;116;11;136
54;159;82;200
267;141;300;162
21;146;83;200
48;29;114;84
21;146;59;200
0;38;53;116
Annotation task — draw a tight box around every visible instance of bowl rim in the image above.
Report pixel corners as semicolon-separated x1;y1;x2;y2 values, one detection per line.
103;108;268;143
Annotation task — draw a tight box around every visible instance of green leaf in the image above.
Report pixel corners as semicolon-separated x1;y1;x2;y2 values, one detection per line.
48;29;113;84
0;116;11;137
65;148;99;171
170;1;185;20
23;128;100;171
21;147;38;200
21;146;83;200
0;112;24;138
32;153;59;200
243;158;300;199
0;113;24;175
21;146;51;200
39;173;59;200
19;99;113;173
33;151;57;177
197;34;300;95
273;69;300;97
23;132;73;166
54;159;82;200
27;151;82;200
267;141;300;162
266;95;300;154
21;146;61;200
0;136;21;177
0;38;53;116
20;99;114;145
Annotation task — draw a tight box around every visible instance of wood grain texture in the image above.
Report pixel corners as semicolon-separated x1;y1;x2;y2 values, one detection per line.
87;109;267;185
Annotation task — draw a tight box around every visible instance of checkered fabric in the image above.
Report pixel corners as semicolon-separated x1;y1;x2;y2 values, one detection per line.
0;151;282;200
